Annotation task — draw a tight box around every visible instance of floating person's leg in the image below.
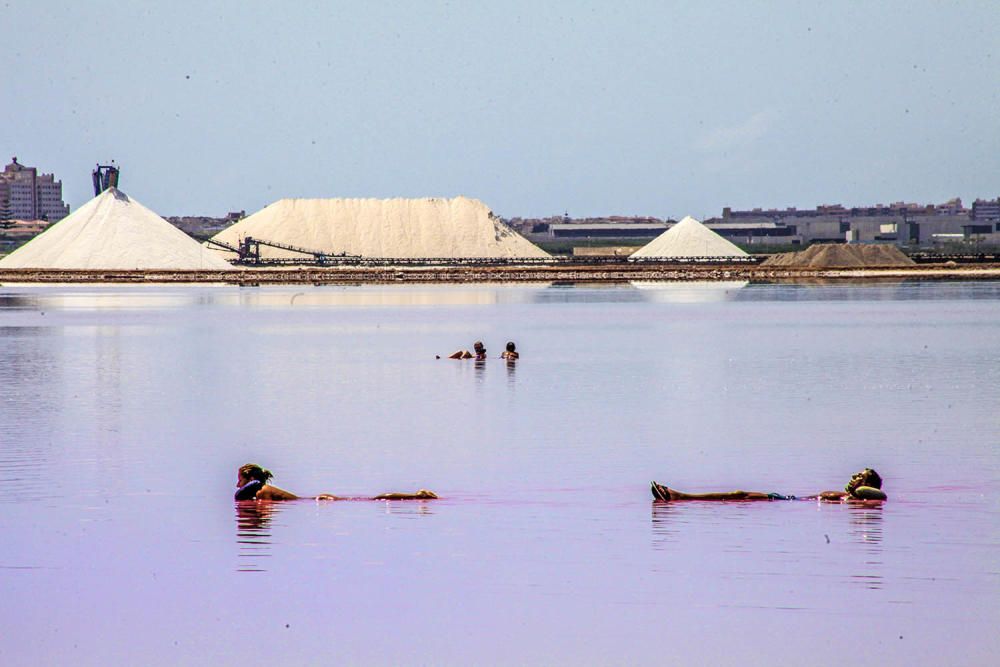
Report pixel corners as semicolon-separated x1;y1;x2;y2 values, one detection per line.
373;489;438;500
651;481;772;501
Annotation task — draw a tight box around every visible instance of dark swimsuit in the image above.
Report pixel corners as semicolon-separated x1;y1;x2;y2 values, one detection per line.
235;479;263;500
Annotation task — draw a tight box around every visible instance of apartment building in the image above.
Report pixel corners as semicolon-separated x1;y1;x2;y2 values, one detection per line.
0;157;70;222
971;198;1000;222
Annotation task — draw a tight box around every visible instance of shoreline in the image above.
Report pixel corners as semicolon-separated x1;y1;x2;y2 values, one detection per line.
2;263;1000;285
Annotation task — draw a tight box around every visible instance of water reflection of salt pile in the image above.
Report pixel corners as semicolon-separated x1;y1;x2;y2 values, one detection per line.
233;284;554;308
0;286;207;311
631;280;748;303
0;284;556;311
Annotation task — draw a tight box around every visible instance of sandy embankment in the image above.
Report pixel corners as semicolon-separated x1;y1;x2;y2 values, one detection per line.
2;262;999;285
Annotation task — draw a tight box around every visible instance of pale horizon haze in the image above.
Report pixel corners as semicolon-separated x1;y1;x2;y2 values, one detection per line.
2;1;998;219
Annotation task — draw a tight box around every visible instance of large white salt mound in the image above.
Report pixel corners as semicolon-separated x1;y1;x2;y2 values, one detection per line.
630;216;748;259
208;197;549;260
0;188;234;270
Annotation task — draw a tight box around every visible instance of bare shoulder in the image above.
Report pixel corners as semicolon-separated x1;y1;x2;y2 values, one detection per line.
819;490;847;501
256;485;299;501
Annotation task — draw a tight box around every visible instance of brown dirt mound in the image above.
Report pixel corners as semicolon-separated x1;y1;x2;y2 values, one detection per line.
761;244;915;268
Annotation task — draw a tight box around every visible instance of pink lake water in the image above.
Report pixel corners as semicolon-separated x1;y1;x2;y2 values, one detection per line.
1;281;998;666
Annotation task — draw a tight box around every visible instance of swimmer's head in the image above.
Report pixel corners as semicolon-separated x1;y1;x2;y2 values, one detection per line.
506;341;516;352
238;463;273;485
845;468;882;495
473;341;485;353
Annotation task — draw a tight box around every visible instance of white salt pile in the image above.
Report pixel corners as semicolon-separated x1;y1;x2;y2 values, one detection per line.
208;197;549;260
0;188;234;270
630;216;749;259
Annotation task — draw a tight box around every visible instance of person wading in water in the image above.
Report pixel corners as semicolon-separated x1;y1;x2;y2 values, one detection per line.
448;341;487;360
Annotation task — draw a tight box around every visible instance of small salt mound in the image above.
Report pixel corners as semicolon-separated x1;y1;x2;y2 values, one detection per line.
0;188;234;271
208;197;549;260
630;216;748;259
761;244;915;268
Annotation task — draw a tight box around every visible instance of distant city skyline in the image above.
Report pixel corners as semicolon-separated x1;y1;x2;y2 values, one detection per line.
2;2;997;219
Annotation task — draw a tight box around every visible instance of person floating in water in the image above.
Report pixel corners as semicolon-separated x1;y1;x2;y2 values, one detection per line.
500;341;519;360
235;463;438;501
650;468;887;502
448;340;487;360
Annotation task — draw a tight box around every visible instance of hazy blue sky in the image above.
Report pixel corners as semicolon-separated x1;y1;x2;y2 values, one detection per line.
3;1;998;218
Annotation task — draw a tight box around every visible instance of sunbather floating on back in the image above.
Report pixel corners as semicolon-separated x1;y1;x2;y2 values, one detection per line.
650;468;887;502
235;463;438;501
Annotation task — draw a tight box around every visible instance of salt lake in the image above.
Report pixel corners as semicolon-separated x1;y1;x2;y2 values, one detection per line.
2;280;998;666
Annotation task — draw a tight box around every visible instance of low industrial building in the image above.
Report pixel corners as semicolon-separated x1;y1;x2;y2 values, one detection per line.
547;222;667;239
709;198;1000;247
